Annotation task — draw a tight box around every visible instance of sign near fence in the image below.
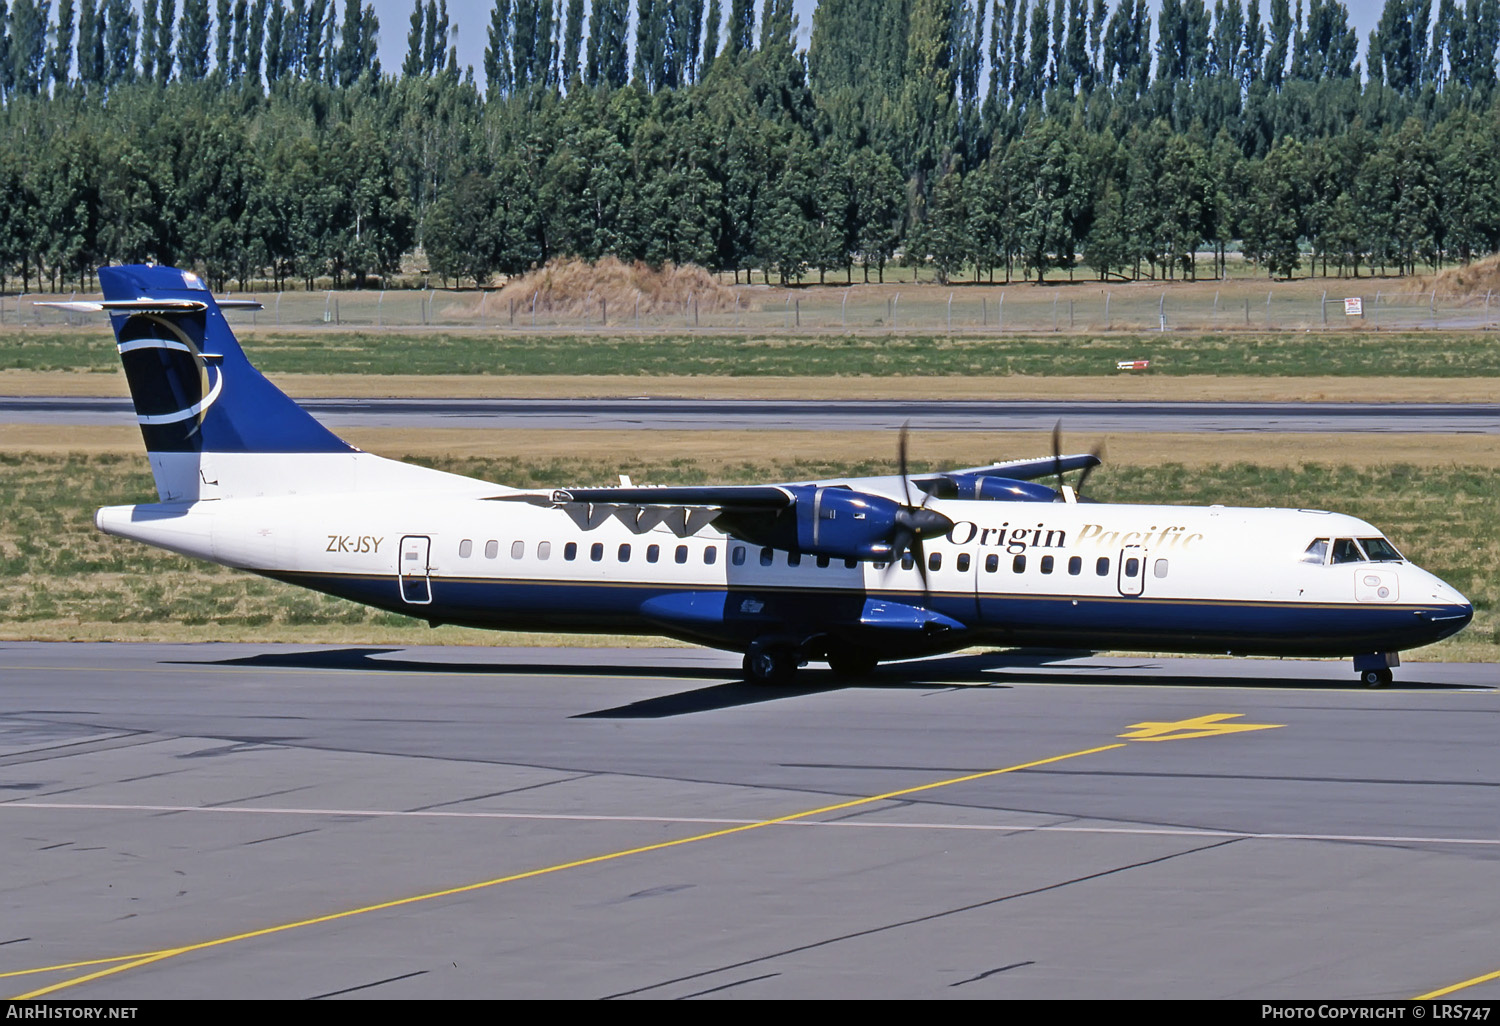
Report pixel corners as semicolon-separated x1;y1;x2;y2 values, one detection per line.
1344;297;1364;316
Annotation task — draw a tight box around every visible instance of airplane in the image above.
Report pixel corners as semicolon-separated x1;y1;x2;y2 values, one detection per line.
45;264;1473;688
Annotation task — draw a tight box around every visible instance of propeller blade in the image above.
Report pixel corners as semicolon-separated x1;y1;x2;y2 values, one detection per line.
911;534;929;594
1051;420;1064;492
898;421;913;507
1075;441;1107;497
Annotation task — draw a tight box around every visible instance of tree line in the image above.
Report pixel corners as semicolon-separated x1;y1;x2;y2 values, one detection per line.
0;0;1498;292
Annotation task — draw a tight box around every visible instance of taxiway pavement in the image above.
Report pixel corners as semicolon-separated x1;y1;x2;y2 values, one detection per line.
2;642;1497;1000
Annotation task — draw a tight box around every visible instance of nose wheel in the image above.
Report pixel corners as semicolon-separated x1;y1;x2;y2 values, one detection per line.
1360;668;1394;688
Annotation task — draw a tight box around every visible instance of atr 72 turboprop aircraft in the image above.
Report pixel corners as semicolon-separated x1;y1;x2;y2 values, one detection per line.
51;265;1472;686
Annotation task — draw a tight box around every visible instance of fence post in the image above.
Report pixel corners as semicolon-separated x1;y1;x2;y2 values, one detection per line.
601;297;607;326
793;297;798;328
947;291;953;333
1486;289;1493;327
842;288;849;329
1212;290;1219;327
1430;289;1437;329
531;290;538;328
1104;291;1111;330
892;293;899;328
1374;290;1381;330
323;290;332;323
427;288;436;326
982;295;987;327
635;293;640;329
1053;294;1059;332
1265;290;1272;329
1158;291;1166;332
734;292;740;327
1069;299;1074;329
276;292;282;326
784;291;791;330
997;292;1003;331
1321;290;1327;327
378;288;384;328
696;295;702;328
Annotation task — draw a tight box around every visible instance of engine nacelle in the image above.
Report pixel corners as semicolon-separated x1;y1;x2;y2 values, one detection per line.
790;486;906;560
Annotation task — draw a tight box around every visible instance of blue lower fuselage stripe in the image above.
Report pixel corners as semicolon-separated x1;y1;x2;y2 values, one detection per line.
261;570;1473;658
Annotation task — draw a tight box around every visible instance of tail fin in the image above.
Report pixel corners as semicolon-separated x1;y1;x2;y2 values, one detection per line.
100;265;354;461
61;264;490;502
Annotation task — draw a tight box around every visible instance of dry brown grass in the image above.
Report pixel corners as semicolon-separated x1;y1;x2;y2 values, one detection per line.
6;424;1500;469
1428;253;1500;299
479;256;741;317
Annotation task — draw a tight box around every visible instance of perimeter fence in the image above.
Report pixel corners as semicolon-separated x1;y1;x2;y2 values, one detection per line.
6;284;1498;334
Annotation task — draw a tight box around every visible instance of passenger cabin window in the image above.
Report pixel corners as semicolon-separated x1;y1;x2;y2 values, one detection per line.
590;543;604;562
1012;554;1026;573
985;554;999;573
458;539;472;558
647;544;659;563
1096;557;1110;576
485;540;499;559
844;558;858;569
618;543;631;562
732;547;746;566
675;545;689;564
1040;555;1054;574
928;553;942;571
1331;538;1365;564
564;542;577;561
511;540;524;559
956;553;970;572
1360;537;1403;562
1124;557;1140;577
760;548;774;567
816;555;830;568
704;546;717;565
537;541;551;560
1302;539;1329;565
901;554;915;571
787;553;801;567
1154;559;1169;578
1068;556;1082;575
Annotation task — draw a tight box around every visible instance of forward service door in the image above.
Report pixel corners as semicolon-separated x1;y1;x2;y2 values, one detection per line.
1117;544;1146;597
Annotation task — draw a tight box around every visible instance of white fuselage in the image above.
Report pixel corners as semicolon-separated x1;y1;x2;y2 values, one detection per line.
95;490;1474;660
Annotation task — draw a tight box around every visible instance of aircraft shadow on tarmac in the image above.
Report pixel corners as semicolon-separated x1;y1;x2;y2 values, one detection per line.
165;647;1484;719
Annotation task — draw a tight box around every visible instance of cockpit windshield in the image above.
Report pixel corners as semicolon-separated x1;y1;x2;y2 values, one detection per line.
1305;537;1405;565
1330;538;1365;564
1358;537;1403;562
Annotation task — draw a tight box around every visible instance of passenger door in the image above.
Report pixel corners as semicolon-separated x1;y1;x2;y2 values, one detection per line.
399;535;432;604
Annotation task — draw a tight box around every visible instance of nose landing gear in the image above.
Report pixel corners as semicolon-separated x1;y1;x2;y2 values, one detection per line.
1354;652;1400;688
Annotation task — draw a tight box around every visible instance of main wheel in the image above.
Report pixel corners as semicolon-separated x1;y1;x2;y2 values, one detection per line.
1360;668;1393;688
827;648;879;679
743;646;798;685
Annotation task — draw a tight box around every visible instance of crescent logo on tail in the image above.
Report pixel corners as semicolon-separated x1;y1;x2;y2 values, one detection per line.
117;336;224;425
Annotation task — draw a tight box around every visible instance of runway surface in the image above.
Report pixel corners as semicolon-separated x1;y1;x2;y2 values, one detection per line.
2;641;1498;1000
5;396;1500;433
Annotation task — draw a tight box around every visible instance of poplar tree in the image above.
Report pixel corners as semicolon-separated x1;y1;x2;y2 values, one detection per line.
78;0;99;85
52;0;74;89
140;0;157;80
404;0;423;77
179;0;210;79
157;0;177;82
484;0;511;93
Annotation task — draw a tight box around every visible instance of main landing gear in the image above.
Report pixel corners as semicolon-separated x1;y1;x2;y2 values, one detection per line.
742;639;881;685
1354;652;1400;688
743;643;801;685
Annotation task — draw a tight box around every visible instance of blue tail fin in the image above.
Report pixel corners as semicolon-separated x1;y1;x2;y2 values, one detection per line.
100;265;354;457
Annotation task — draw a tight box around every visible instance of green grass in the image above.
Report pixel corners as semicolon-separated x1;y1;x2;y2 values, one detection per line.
5;329;1500;377
1;451;1493;661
